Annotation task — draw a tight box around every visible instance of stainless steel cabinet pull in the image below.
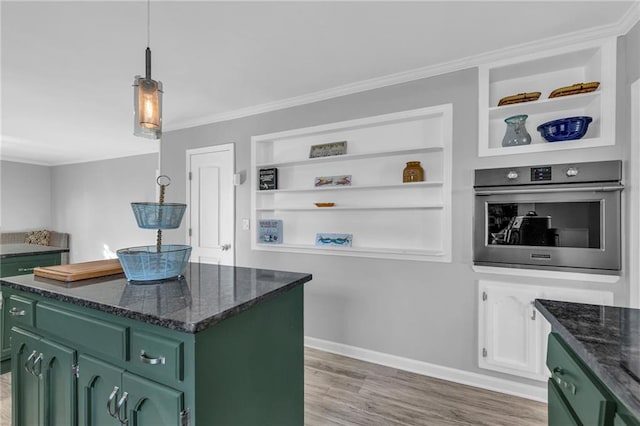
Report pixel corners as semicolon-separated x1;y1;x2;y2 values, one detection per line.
116;392;129;424
107;386;119;418
530;302;536;320
9;307;26;316
17;267;35;272
140;350;165;365
32;353;43;377
24;350;37;375
552;366;577;395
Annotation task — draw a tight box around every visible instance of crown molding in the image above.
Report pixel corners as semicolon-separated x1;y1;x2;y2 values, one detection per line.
165;4;640;132
619;1;640;34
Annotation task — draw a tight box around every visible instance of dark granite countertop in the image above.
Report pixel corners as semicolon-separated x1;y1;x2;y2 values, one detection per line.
1;243;69;258
0;262;311;334
535;299;640;419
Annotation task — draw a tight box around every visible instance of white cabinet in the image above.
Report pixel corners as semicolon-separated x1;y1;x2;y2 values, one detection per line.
251;104;453;261
478;280;613;381
478;37;616;157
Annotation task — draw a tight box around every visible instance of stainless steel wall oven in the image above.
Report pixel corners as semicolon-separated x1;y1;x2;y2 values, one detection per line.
473;161;623;274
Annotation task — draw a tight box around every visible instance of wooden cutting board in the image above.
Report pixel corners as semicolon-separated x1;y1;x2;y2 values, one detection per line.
34;259;123;282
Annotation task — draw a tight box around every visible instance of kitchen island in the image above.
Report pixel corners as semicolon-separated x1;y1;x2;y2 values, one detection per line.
0;262;311;426
535;299;640;426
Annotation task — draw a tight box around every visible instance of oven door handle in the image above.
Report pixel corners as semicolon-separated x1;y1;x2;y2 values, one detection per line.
474;184;624;196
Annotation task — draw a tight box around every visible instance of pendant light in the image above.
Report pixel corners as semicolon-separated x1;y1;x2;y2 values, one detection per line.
133;0;163;139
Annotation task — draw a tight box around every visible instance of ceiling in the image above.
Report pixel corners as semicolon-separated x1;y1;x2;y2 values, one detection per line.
1;1;638;166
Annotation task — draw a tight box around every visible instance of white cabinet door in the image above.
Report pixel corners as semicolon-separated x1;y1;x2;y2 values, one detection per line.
478;280;613;382
478;281;543;380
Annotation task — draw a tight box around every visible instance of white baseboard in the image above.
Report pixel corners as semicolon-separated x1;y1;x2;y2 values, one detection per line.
304;336;547;403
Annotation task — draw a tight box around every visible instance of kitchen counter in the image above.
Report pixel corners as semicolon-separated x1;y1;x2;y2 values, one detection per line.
0;243;69;258
3;262;312;425
0;262;311;333
535;299;640;421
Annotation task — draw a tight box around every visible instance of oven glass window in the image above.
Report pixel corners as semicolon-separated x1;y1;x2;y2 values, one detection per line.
487;202;601;248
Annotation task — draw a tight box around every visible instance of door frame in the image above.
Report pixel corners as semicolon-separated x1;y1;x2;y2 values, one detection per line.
630;78;640;307
185;143;236;265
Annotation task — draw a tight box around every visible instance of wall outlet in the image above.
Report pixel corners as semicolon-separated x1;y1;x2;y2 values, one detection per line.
242;218;250;231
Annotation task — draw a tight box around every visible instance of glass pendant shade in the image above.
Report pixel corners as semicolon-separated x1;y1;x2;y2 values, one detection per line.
133;76;163;139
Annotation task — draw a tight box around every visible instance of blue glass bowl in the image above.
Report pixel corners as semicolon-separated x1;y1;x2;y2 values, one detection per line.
131;203;186;229
117;245;192;282
537;116;593;142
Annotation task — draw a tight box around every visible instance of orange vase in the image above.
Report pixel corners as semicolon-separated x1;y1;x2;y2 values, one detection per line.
403;161;424;183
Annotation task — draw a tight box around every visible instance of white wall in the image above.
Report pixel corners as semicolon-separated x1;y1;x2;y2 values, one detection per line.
0;160;52;231
50;153;159;263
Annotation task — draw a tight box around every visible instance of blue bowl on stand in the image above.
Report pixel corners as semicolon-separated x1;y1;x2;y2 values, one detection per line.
537;116;593;142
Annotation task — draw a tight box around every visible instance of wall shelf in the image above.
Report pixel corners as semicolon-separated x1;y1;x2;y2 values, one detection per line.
478;38;616;157
256;181;444;194
251;104;453;261
256;204;444;211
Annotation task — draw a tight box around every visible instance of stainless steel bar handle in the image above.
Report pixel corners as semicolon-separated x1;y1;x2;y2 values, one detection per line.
17;267;35;272
9;307;26;316
32;353;43;377
474;184;624;195
107;386;119;418
552;366;577;395
140;350;165;365
116;392;129;424
24;350;37;375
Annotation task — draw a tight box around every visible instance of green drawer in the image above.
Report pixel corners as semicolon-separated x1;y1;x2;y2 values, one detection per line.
36;303;129;361
6;295;36;328
130;329;183;382
0;252;61;277
547;333;615;425
2;295;36;359
548;378;580;426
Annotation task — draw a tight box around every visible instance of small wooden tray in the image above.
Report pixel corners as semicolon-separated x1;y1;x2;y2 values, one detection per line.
34;259;123;282
498;92;541;106
549;82;600;98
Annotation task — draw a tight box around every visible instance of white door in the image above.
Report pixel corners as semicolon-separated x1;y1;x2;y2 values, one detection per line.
186;144;235;266
478;281;542;380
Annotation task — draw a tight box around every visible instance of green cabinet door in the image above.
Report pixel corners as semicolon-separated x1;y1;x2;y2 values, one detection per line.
40;337;76;426
122;371;184;426
548;378;581;426
11;327;42;426
78;354;124;426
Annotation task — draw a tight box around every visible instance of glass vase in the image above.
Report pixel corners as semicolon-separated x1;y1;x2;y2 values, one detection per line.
403;161;424;183
502;114;531;147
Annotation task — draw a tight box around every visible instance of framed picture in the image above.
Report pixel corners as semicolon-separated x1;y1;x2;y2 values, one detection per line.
309;141;347;158
315;233;352;247
314;175;351;187
258;219;283;244
258;168;278;190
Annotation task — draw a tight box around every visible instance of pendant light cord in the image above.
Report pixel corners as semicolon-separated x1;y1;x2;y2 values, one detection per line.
147;0;151;48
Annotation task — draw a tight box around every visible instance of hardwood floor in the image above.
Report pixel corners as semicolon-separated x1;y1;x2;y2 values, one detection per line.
0;347;547;425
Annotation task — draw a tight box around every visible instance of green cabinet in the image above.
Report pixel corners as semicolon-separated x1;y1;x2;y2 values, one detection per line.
547;332;639;426
1;251;63;373
11;326;76;426
4;284;304;426
78;354;184;426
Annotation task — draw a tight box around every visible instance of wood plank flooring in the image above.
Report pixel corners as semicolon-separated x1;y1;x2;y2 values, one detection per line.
0;347;547;425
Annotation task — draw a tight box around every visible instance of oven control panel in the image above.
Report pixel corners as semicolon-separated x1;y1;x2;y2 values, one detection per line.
530;166;552;181
474;161;621;188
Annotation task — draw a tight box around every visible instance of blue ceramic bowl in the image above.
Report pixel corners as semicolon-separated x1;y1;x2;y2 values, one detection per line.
537;116;593;142
117;244;192;282
131;202;186;229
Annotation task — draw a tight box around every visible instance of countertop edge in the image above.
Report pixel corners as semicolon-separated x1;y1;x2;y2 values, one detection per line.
1;247;70;258
1;273;312;334
534;299;640;420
